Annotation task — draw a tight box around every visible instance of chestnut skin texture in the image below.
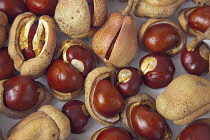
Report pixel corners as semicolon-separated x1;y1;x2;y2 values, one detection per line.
0;47;16;80
47;59;84;93
180;42;209;75
143;23;181;53
66;45;95;78
116;67;143;97
179;122;210;140
131;104;166;140
25;0;58;17
140;53;175;89
93;79;124;118
188;5;210;33
96;127;132;140
0;0;29;23
62;100;89;134
3;75;39;111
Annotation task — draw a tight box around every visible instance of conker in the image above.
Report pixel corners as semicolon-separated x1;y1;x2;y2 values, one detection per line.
178;121;210;140
93;79;124;118
0;0;29;23
0;47;16;80
62;100;89;134
47;59;84;93
139;53;175;89
188;5;210;33
3;75;39;111
64;45;95;78
116;67;143;97
143;23;181;53
25;0;58;17
180;41;209;75
94;127;132;140
131;104;166;140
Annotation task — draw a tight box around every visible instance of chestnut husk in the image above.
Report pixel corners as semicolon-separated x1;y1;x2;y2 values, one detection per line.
7;105;70;140
138;18;186;56
85;66;121;126
8;12;57;79
0;79;52;119
121;94;172;140
192;0;210;6
54;0;107;39
132;0;186;18
0;11;8;49
92;0;138;68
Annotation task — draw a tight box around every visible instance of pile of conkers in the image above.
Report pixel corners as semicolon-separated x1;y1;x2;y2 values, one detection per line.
0;0;210;140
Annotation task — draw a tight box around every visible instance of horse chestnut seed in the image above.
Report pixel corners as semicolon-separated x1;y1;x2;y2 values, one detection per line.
3;75;39;111
47;59;84;93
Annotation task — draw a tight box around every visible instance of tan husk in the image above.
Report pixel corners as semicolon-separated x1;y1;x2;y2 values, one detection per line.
0;11;8;49
138;18;186;56
121;94;172;140
132;0;186;18
192;0;210;6
54;0;107;39
92;0;138;68
0;80;52;119
156;74;210;125
8;12;57;79
85;66;119;126
7;105;71;140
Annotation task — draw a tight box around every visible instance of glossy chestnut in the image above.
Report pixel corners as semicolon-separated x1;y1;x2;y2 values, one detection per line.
138;18;186;55
85;66;123;126
177;118;210;140
131;104;166;139
94;79;124;118
0;0;29;23
144;23;181;53
121;94;172;140
116;67;143;97
49;39;96;102
3;75;39;111
62;100;90;134
181;41;209;75
25;0;58;17
0;48;16;80
47;59;84;93
63;44;96;78
90;126;132;140
188;5;210;33
139;53;175;89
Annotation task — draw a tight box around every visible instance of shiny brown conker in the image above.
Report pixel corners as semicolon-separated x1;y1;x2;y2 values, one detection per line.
47;59;84;93
143;23;181;53
65;45;95;78
180;41;209;75
25;0;58;17
95;127;132;140
188;5;210;33
3;75;39;111
62;100;89;134
116;67;143;97
131;104;166;140
0;47;16;80
139;53;175;89
179;122;210;140
0;0;29;23
93;79;124;118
